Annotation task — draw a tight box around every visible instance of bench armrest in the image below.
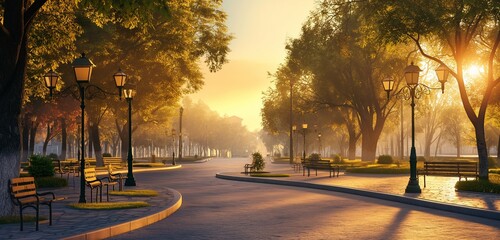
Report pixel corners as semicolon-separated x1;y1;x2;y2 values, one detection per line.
37;191;56;200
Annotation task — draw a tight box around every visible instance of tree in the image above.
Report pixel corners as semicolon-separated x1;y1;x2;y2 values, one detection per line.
370;0;499;179
283;0;409;161
0;0;172;216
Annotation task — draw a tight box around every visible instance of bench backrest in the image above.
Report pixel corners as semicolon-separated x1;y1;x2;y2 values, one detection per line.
424;161;478;173
84;168;98;182
103;157;123;166
9;177;37;200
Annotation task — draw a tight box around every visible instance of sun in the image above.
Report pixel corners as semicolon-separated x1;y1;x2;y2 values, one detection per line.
463;64;485;84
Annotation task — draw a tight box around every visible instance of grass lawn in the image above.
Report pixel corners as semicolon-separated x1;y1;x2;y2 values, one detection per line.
110;189;158;197
69;201;150;210
250;173;290;177
0;215;47;224
345;164;410;174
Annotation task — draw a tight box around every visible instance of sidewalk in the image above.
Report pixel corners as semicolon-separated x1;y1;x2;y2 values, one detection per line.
216;162;500;220
2;162;499;239
1;166;182;240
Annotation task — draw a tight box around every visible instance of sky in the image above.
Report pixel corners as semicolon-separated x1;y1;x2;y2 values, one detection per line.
190;0;317;131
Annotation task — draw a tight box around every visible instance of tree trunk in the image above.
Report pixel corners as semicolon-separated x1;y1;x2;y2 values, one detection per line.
0;29;29;218
90;124;103;167
120;123;128;162
21;115;30;162
497;134;499;162
42;123;51;156
475;124;489;180
29;122;39;156
60;118;67;160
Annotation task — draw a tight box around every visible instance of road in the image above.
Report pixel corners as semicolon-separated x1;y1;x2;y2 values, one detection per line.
111;157;500;240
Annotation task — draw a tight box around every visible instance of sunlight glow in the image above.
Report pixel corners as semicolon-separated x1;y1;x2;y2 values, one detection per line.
463;64;485;85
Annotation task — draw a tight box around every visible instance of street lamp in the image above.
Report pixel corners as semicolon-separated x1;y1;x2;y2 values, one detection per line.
123;83;137;186
302;123;308;160
289;79;294;164
171;128;176;165
383;62;448;193
292;125;297;162
45;53;124;203
318;132;322;156
113;68;127;99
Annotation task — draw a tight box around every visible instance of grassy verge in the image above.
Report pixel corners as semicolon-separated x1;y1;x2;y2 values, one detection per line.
133;163;167;168
250;173;290;177
455;174;500;194
345;164;410;174
0;215;47;224
110;189;158;197
69;201;150;210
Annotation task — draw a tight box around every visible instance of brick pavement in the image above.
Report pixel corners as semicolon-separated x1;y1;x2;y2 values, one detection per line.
1;160;499;239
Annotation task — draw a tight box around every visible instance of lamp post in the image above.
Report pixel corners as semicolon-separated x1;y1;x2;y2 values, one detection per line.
289;79;294;164
302;123;308;160
292;125;297;162
171;129;176;165
382;62;448;193
179;107;183;161
318;132;322;156
123;85;136;186
45;53;126;203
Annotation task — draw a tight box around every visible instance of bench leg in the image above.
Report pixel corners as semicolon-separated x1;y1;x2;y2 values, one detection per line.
424;175;426;188
49;202;53;226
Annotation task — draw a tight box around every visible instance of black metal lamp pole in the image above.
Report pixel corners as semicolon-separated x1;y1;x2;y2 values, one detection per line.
172;129;176;165
78;85;87;202
124;90;136;186
289;80;294;164
382;62;449;194
178;107;183;162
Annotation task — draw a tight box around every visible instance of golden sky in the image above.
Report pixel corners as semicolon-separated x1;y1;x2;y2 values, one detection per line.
191;0;316;131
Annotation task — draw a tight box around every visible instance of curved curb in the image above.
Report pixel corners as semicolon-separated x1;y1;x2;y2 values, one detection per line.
62;188;183;240
216;173;500;221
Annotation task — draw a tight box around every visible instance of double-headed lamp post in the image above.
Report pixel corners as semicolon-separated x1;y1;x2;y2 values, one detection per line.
45;53;127;203
382;62;448;193
123;85;136;186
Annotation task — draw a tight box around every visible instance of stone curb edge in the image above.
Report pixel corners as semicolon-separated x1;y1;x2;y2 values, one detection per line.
216;173;500;221
62;188;183;240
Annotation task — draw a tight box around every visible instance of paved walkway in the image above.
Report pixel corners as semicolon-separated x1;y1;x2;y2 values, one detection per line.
1;158;499;239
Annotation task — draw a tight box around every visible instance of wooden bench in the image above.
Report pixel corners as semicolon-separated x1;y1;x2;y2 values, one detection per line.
419;161;478;187
244;163;255;174
9;177;64;231
84;168;117;202
107;164;127;191
303;159;340;178
103;157;124;167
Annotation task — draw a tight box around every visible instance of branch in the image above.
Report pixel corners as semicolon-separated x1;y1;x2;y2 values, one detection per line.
24;0;47;27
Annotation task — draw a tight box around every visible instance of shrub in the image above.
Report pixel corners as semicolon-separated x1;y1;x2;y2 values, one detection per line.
35;176;67;188
455;179;500;194
102;153;112;157
488;157;498;168
377;155;393;164
47;153;59;160
331;154;342;163
417;156;426;162
28;155;54;177
308;153;321;161
252;152;265;171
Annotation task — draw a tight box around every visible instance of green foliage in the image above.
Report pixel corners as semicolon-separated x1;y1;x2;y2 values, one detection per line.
102;153;112;157
28;155;55;178
377;155;394;164
252;152;265;171
309;153;321;161
35;177;68;188
331;154;342;163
